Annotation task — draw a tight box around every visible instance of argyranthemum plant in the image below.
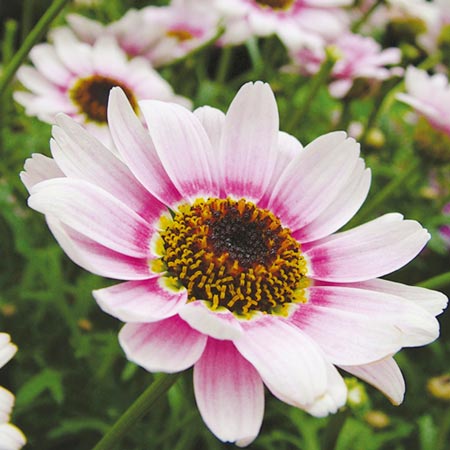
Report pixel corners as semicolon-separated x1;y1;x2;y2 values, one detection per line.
13;28;190;149
0;334;26;450
21;82;447;446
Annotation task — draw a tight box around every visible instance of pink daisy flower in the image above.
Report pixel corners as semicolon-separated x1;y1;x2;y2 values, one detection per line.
14;28;190;149
288;33;402;98
66;0;219;67
215;0;351;48
0;334;26;450
397;66;450;136
22;82;447;446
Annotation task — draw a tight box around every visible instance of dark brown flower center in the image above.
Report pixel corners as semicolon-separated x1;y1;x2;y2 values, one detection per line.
254;0;294;10
155;198;308;317
70;75;137;123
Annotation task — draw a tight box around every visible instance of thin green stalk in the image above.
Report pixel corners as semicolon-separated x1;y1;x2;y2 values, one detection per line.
92;373;182;450
336;100;352;131
286;47;339;133
216;45;233;84
436;407;450;450
417;272;450;290
348;159;419;227
352;0;385;33
246;37;264;76
0;0;72;98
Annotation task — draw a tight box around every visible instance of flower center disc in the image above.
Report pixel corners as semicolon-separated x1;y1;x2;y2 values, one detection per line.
254;0;294;10
166;28;195;41
70;75;137;123
157;198;308;317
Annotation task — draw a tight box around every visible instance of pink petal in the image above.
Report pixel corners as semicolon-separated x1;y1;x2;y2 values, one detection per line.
47;218;153;280
220;81;279;201
259;131;303;208
28;44;72;86
234;317;329;407
139;99;218;199
304;213;430;282
16;66;55;94
119;316;207;372
179;301;243;340
92;36;127;75
93;278;187;322
269;132;360;232
29;178;152;258
51;114;165;222
194;339;264;447
344;278;448;316
340;356;405;405
303;363;347;417
107;88;182;206
293;159;371;242
20;154;64;192
293;285;439;365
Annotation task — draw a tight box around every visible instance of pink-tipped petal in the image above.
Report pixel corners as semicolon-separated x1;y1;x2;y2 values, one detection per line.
304;213;430;282
304;364;347;417
139;99;218;199
119;316;207;373
344;278;448;316
293;160;371;242
29;178;152;258
194;339;264;447
340;356;405;405
235;318;329;407
47;218;153;280
107;88;182;206
20;154;64;193
93;278;187;322
28;44;72;86
51;114;165;222
293;285;439;365
220;81;279;201
179;301;243;340
269;132;360;231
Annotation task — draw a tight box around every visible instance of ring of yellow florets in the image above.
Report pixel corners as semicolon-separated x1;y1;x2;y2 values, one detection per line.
154;198;308;317
70;75;137;123
254;0;294;11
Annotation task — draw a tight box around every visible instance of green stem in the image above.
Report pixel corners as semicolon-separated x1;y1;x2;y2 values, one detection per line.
92;373;182;450
245;37;263;77
336;100;352;131
417;272;450;290
352;0;385;33
348;159;419;227
216;45;233;84
286;47;339;133
436;407;450;450
0;0;72;98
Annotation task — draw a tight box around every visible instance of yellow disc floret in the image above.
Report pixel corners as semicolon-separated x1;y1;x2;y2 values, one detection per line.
254;0;294;11
155;198;308;317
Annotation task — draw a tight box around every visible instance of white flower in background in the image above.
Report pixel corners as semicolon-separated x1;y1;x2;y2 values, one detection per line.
287;33;402;98
22;81;447;446
0;334;26;450
66;0;220;67
214;0;351;49
397;66;450;136
14;28;190;149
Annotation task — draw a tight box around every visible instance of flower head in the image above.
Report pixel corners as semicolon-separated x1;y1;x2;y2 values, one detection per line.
215;0;350;48
0;334;26;450
66;1;220;67
14;28;190;149
22;82;447;446
288;33;402;98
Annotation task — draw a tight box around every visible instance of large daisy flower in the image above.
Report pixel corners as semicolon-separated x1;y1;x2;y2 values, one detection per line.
215;0;351;48
14;28;190;149
0;334;26;450
22;82;447;446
